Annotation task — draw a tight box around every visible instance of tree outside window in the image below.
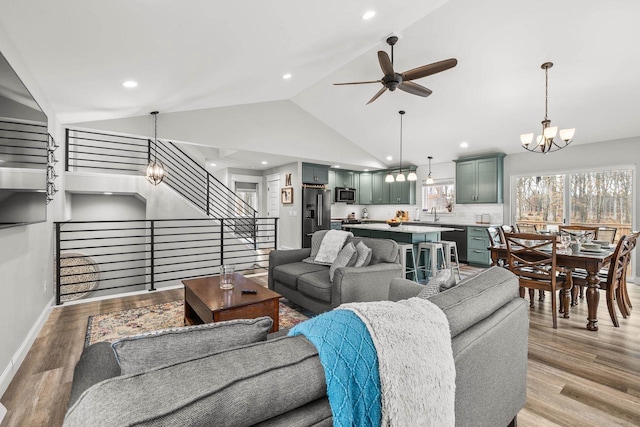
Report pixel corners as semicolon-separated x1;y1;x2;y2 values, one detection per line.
422;180;455;213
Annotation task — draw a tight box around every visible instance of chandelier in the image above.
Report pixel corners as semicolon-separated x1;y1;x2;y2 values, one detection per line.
385;110;417;182
520;62;575;154
146;111;166;185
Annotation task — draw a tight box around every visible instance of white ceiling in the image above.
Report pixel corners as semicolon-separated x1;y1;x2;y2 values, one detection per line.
1;0;639;171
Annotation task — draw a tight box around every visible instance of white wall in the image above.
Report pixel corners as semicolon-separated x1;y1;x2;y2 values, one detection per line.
0;23;61;397
263;162;299;249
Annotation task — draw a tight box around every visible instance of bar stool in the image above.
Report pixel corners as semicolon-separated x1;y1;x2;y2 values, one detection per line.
440;240;462;280
397;244;418;282
416;242;446;281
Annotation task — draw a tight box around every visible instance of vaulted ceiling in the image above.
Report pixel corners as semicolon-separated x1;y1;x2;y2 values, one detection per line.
1;0;639;171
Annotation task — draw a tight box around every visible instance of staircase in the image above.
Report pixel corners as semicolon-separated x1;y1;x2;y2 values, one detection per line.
55;128;278;303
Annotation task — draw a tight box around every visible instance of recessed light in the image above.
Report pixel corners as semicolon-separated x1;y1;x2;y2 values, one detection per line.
386;156;392;161
460;142;469;148
104;192;113;195
364;169;369;172
209;162;217;167
362;10;376;20
122;80;138;88
333;165;341;168
282;73;292;80
261;161;268;165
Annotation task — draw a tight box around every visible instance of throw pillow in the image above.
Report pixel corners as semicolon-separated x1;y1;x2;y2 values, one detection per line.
416;282;440;299
314;230;353;264
429;267;457;292
329;242;358;282
111;316;273;375
354;241;373;267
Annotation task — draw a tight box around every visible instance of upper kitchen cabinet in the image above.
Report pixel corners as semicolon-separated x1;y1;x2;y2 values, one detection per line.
358;173;372;205
454;154;505;204
390;179;416;204
302;163;329;185
334;170;355;188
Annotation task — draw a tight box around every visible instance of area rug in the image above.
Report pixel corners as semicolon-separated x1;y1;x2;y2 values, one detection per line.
85;300;311;347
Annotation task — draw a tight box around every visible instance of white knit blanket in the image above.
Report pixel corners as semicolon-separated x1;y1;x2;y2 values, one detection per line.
314;230;352;264
341;298;456;427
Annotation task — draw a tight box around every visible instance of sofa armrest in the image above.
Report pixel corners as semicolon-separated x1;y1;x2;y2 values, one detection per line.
268;248;311;289
388;278;424;302
68;342;121;408
331;263;403;306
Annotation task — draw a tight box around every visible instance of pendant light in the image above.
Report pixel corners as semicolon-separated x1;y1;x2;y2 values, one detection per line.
520;62;575;154
386;110;414;183
146;111;166;185
425;156;434;184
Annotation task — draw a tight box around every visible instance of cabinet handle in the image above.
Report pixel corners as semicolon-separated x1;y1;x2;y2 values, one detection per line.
472;237;484;241
472;228;484;231
473;250;485;253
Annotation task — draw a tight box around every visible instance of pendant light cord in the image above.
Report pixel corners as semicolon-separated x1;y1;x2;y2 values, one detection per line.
544;67;549;121
399;111;403;174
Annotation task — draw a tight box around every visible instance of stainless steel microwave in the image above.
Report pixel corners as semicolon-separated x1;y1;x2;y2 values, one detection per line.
335;187;356;203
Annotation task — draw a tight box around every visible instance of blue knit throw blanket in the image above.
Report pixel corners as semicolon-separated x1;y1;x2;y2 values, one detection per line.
289;309;381;427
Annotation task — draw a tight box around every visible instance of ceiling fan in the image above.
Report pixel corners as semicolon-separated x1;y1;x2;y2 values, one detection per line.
334;36;457;105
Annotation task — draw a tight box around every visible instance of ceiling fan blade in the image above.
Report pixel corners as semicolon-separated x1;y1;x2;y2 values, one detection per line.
366;86;387;105
333;80;382;86
398;81;433;97
378;51;394;76
402;58;458;81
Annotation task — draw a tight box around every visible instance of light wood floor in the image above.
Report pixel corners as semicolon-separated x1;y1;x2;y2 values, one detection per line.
1;268;640;427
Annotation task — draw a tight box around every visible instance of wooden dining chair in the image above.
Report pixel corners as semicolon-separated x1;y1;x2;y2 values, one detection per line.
620;231;639;314
596;227;617;244
486;227;502;246
516;223;538;233
558;225;599;241
504;232;571;329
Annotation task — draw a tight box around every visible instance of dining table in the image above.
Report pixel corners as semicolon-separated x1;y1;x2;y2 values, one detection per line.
489;244;615;331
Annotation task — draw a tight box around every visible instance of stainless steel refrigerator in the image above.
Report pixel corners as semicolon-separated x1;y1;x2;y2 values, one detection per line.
302;187;331;248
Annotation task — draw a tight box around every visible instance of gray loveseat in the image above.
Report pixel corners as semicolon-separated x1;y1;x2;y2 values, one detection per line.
65;266;528;427
268;234;403;313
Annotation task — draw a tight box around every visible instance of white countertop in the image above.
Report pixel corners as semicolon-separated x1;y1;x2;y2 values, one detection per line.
343;223;455;233
361;219;501;227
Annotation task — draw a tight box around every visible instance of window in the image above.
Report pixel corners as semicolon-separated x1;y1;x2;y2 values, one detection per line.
514;167;634;239
422;180;455;212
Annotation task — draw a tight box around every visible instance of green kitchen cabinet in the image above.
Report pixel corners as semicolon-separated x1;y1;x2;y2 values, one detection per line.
389;179;416;204
372;172;387;204
467;226;491;266
454;154;505;204
302;163;329;185
358;173;372;204
334;170;355;188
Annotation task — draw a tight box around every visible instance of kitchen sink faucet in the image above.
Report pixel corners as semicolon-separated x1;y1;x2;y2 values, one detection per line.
431;207;440;222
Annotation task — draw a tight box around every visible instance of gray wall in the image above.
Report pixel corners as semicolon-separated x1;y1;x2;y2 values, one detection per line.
0;23;60;397
264;162;299;249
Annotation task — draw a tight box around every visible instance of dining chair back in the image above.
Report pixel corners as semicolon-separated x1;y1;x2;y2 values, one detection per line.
600;234;635;327
516;223;538;233
596;227;617;244
504;232;567;329
486;227;502;246
559;225;599;242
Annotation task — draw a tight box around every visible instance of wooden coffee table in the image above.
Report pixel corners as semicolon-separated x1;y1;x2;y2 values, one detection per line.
182;273;281;332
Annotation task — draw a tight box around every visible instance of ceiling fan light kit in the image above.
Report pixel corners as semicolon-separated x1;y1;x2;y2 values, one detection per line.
521;62;575;154
334;36;457;104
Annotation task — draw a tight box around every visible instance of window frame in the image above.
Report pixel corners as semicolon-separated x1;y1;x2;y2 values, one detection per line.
421;178;455;213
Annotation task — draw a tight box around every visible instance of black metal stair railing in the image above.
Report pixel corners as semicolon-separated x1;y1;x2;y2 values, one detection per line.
65;128;256;220
55;218;278;304
0;118;48;168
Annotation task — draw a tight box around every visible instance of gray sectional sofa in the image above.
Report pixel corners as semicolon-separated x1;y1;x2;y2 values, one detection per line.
65;266;528;427
268;234;403;313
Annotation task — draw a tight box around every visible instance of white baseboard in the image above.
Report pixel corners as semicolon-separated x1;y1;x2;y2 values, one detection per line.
0;297;53;399
59;284;183;307
0;402;7;424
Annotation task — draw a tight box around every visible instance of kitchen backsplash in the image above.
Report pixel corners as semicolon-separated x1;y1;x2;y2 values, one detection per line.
332;202;504;225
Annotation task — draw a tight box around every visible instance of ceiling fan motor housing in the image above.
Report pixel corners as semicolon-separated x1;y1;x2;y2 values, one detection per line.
383;74;403;90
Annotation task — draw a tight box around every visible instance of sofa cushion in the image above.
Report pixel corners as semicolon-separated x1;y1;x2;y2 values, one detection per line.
427;266;519;338
329;242;357;282
354;241;373;268
112;317;273;375
346;237;398;265
298;270;333;303
273;262;328;290
64;336;327;427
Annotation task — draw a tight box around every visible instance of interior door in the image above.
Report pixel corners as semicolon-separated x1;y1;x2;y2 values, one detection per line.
266;176;280;218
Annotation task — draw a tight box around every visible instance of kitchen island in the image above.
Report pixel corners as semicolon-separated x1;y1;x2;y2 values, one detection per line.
342;223;455;244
